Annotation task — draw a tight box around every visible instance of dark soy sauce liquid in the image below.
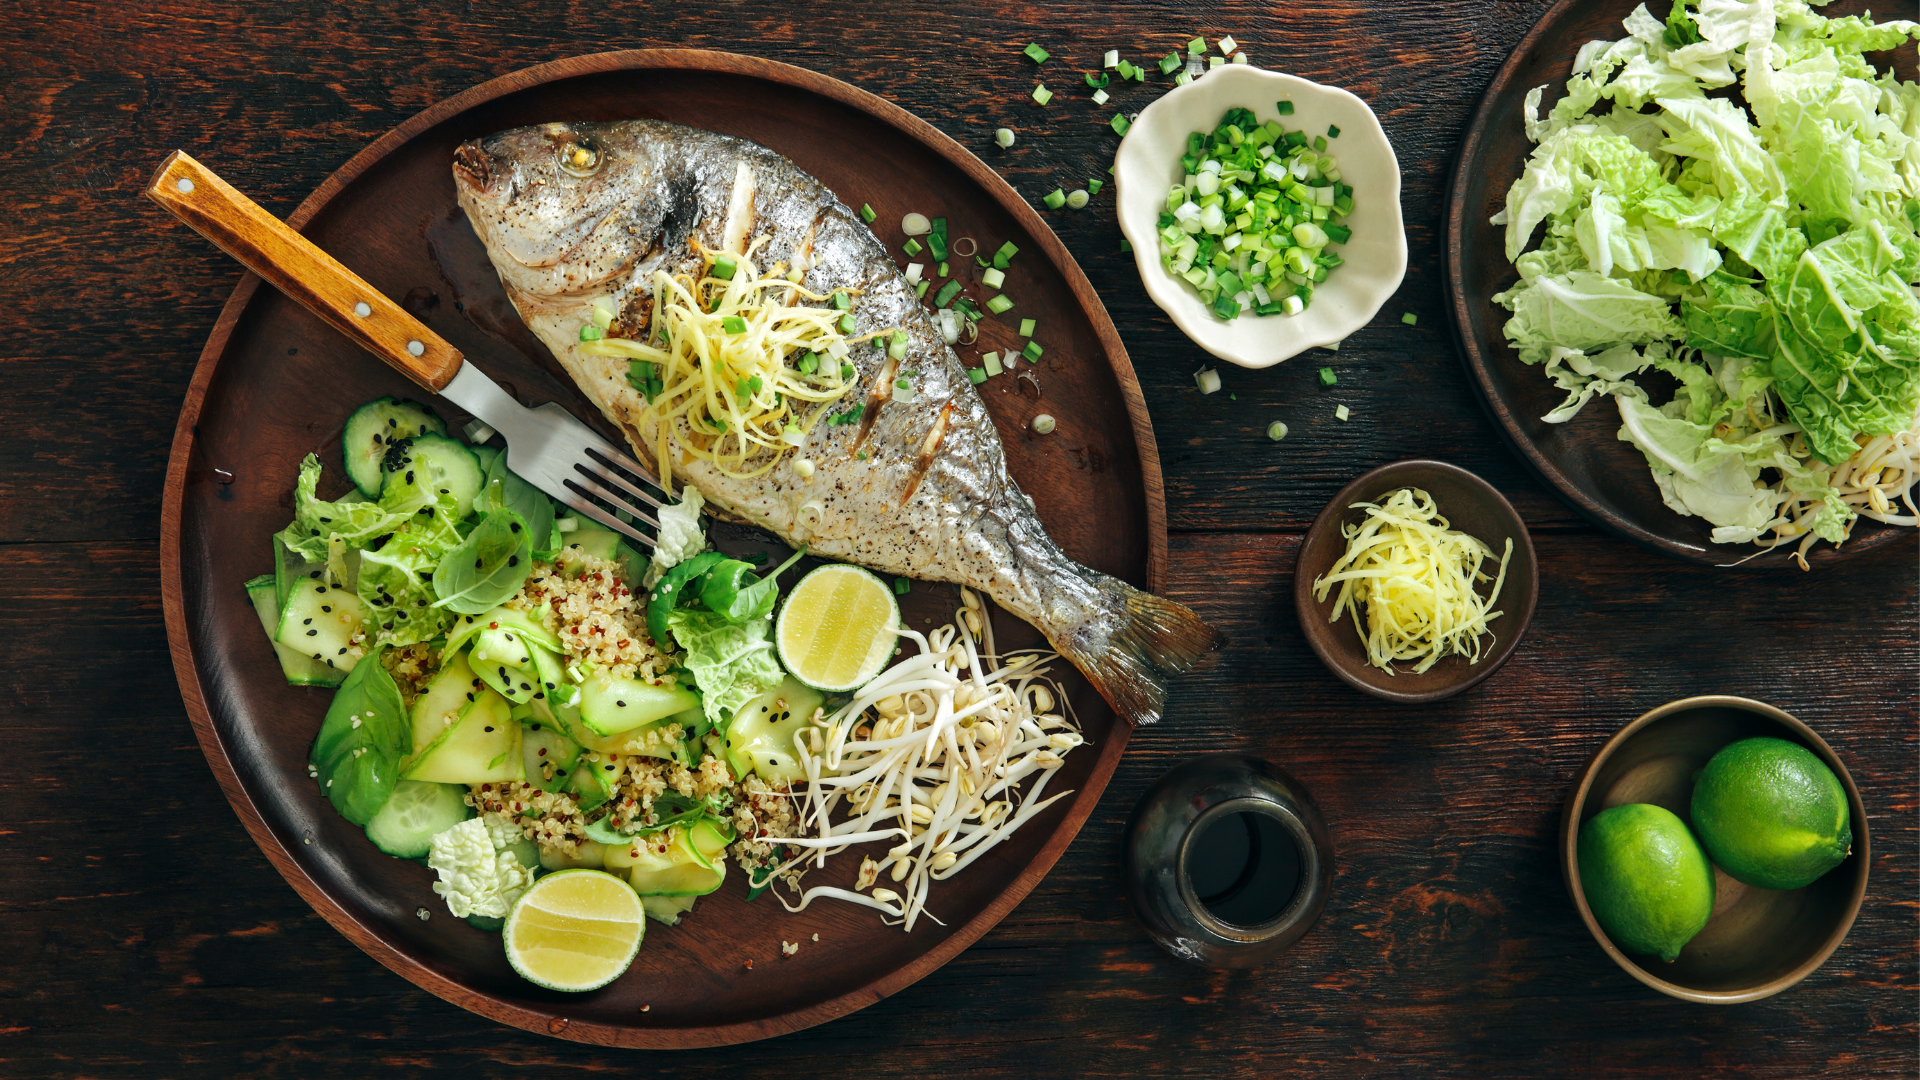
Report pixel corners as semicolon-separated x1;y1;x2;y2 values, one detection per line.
1186;810;1302;927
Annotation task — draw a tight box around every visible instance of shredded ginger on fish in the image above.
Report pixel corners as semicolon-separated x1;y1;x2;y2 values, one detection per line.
1312;487;1513;675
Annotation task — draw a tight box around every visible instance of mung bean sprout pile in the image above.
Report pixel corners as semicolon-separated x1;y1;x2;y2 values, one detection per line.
759;587;1085;931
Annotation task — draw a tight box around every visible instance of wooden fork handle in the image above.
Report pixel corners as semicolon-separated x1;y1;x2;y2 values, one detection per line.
145;150;464;393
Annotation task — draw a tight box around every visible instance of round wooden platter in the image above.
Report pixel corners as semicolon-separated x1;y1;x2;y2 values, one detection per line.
1444;0;1917;568
159;50;1167;1049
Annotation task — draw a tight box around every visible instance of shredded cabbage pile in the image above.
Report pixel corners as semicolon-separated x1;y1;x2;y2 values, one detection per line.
1492;0;1920;566
1311;488;1514;675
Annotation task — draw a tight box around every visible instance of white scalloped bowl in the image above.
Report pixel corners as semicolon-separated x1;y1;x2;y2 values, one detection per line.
1115;65;1407;369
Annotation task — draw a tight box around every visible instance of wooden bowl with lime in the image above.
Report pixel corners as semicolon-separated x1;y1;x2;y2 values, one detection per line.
1561;696;1870;1003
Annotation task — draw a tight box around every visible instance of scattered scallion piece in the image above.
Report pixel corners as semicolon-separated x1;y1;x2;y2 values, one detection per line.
1313;135;1327;151
578;324;604;342
1187;36;1205;54
996;127;1016;148
841;363;856;380
1116;59;1136;80
831;291;851;311
982;267;1007;289
1402;312;1418;326
1110;114;1131;136
1024;42;1050;64
1158;52;1181;74
933;279;964;308
982;350;1003;376
1275;99;1294;115
1267;420;1288;440
938;261;948;277
1066;189;1090;209
1022;340;1044;361
1042;188;1066;210
1030;413;1056;435
1319;367;1337;386
1087;178;1104;195
1336;404;1350;421
985;294;1015;314
968;367;988;384
904;238;923;256
893;577;911;595
1232;52;1249;65
1018;318;1036;337
1208;55;1224;70
1195;367;1221;394
1119;236;1132;252
1174;72;1192;87
1032;84;1053;105
860;204;877;224
1092;88;1110;106
710;253;739;280
993;241;1019;269
1328;124;1342;138
1085;72;1110;89
721;316;748;334
838;312;856;335
915;280;930;298
1218;35;1238;54
902;212;932;236
1104;49;1120;68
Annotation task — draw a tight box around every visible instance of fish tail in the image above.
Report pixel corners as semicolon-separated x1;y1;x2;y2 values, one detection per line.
1046;576;1224;727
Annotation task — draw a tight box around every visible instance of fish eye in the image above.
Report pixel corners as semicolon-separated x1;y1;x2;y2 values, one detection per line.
557;137;602;178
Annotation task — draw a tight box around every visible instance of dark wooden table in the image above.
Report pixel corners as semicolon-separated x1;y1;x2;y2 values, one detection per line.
4;2;1914;1076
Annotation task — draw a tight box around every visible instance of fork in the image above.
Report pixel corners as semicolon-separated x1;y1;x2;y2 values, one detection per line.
144;150;667;549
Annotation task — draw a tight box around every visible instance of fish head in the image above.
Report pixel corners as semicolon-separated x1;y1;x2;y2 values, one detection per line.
453;121;654;299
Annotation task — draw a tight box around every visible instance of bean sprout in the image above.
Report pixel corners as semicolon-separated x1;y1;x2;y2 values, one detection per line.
766;589;1084;931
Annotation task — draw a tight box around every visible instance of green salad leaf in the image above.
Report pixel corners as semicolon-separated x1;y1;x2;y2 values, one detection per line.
473;453;559;560
431;508;533;614
309;650;410;825
666;607;784;726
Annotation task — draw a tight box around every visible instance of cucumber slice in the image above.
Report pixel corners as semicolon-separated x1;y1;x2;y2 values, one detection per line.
343;397;445;498
364;779;472;859
274;576;367;675
522;722;582;791
384;432;483;519
556;527;623;574
640;894;697;926
577;672;701;736
245;575;346;687
472;626;539;704
444;605;562;657
405;688;523;785
626;823;730;897
724;676;824;785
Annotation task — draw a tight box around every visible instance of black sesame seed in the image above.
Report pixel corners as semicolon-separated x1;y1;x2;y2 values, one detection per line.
306;629;318;636
302;618;313;625
616;700;627;708
320;606;332;613
484;726;494;733
508;556;519;567
315;585;327;594
405;470;415;484
531;723;542;732
510;521;522;533
308;570;321;579
337;648;348;655
466;692;475;701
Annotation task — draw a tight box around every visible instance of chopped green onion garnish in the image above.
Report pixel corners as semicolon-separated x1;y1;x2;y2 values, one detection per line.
1402;312;1418;326
915;280;930;298
938;261;949;278
993;241;1019;269
578;324;604;342
1116;59;1136;79
933;279;963;308
968;367;988;384
986;294;1015;314
1087;178;1104;195
1024;42;1050;64
1218;35;1238;55
1173;72;1192;87
1267;420;1288;440
893;577;911;594
1032;84;1053;105
1018;318;1036;337
1336;404;1350;421
904;238;923;256
1318;367;1337;386
896;377;911;390
1159;52;1181;74
799;353;819;374
721;316;748;334
1208;55;1224;70
860;204;877;223
841;363;856;380
928;232;947;260
831;290;851;310
1043;188;1066;210
1022;340;1044;361
1119;236;1132;252
1092;88;1110;106
1187;36;1205;54
1110;114;1131;136
711;253;739;280
1275;99;1294;115
1104;49;1121;68
1328;124;1341;138
1085;72;1110;89
982;267;1006;289
982;350;1003;376
1324;224;1353;244
996;127;1016;148
1313;135;1327;151
1066;189;1089;209
838;313;856;335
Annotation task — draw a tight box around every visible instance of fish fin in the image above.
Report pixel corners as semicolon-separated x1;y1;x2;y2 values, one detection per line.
1054;584;1224;726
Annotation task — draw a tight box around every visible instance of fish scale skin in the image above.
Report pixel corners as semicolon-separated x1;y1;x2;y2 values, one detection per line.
455;120;1220;723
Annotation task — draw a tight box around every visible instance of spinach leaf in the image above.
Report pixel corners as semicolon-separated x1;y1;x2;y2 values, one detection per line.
474;453;559;559
431;508;533;614
646;551;727;645
701;547;806;623
308;650;409;825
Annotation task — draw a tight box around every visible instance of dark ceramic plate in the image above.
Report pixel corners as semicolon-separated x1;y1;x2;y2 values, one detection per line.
1293;460;1538;703
159;50;1170;1049
1444;0;1917;568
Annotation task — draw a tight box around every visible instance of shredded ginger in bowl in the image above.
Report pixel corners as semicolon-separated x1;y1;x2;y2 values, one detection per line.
1312;487;1514;674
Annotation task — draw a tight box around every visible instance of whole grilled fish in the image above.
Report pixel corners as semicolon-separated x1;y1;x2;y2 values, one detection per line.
453;120;1220;724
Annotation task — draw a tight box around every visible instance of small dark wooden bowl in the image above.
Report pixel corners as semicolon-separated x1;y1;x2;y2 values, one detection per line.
1293;460;1538;703
1560;696;1869;1003
1444;0;1917;568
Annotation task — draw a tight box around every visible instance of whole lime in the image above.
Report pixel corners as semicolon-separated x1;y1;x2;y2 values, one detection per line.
1691;736;1851;891
1577;803;1715;963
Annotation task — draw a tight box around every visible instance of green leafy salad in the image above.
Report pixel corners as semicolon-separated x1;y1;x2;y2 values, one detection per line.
248;396;817;939
1492;0;1920;565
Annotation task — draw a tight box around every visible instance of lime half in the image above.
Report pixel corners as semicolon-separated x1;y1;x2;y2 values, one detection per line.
775;564;901;692
503;869;644;992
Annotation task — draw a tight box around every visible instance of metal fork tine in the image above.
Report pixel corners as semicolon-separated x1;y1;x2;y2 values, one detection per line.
581;448;666;512
553;489;653;549
585;443;665;490
567;473;663;533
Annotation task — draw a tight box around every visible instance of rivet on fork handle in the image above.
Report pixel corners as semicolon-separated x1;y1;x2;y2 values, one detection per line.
142;150;464;393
